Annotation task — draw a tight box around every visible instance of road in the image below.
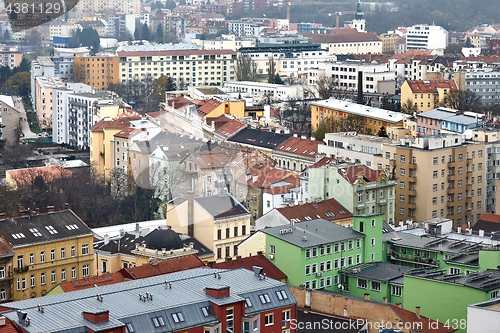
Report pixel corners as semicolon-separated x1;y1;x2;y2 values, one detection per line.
15;97;37;139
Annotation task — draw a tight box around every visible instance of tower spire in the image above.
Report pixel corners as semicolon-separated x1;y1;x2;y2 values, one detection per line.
355;0;364;20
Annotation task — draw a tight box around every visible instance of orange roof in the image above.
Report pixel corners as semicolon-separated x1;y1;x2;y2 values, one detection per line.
90;113;141;132
0;235;12;256
119;254;205;279
478;212;500;223
166;95;191;109
338;165;383;184
7;166;72;187
275;137;322;161
196;98;221;117
389;305;457;333
309;156;334;169
215;118;247;139
58;272;126;292
277;198;352;222
236;164;294;188
114;127;143;139
406;79;458;93
263;175;301;195
390;50;433;61
210;253;287;281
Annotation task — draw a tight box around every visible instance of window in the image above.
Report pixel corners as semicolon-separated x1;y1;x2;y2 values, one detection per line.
433;157;438;165
242;225;246;235
282;310;291;328
226;228;230;238
312;247;318;257
450;267;461;275
60;248;65;259
400;168;405;176
0;289;5;300
276;290;288;300
399;208;404;215
125;323;134;333
391;285;402;297
400;194;405;202
491;291;499;299
71;246;75;257
71;267;76;279
50;250;55;261
61;269;66;281
371;281;381;291
234;226;238;237
82;244;89;255
433;170;438;178
83;264;89;277
432;197;437;205
152;316;165;327
259;294;271;304
226;308;234;332
348;240;353;250
305;248;311;259
40;251;45;263
358;278;367;288
217;229;222;240
41;273;46;285
265;313;274;326
400;182;405;189
172;312;185;323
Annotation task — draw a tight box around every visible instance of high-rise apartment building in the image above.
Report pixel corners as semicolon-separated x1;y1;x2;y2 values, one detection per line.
382;135;486;228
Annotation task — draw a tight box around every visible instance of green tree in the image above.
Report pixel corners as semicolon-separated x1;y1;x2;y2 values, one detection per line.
8;72;30;102
152;75;169;104
166;76;177;91
267;56;275;83
154;24;163;42
274;73;284;85
165;0;177;9
465;37;473;47
71;28;100;49
445;43;462;54
141;23;151;41
235;54;258;81
378;126;388;137
134;25;141;40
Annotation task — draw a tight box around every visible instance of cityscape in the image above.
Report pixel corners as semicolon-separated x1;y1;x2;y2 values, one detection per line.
0;0;500;332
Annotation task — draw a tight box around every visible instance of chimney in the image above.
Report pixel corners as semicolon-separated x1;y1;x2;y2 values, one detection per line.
396;302;403;308
457;226;462;234
225;257;232;262
35;208;40;215
382;296;388;303
65;203;69;210
0;316;5;326
47;206;55;213
252;174;258;183
479;229;485;237
104;234;109;245
357;71;363;105
364;293;370;300
252;266;263;277
187;191;194;237
461;222;467;234
415;306;421;319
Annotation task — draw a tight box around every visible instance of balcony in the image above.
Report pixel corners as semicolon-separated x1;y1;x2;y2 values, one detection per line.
408;163;417;170
448;161;456;168
447;187;455;194
408;176;417;182
14;266;29;273
389;251;439;267
408;202;417;209
408;189;417;195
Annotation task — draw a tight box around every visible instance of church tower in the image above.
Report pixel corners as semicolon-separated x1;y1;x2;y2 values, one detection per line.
349;0;366;32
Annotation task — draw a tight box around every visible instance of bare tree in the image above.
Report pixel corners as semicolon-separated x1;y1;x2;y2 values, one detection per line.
401;98;419;115
442;90;481;111
108;167;130;198
283;98;311;137
235;54;259;81
267;56;276;83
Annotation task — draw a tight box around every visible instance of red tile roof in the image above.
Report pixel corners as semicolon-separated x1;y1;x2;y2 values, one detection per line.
309;156;334;169
274;137;322;161
0;235;12;256
196;98;221;117
236;164;294;188
165;95;192;110
406;79;458;93
119;254;205;279
0;318;24;333
338;165;383;184
389;305;457;333
114;127;141;139
90;113;141;132
189;144;245;169
57;272;127;292
7;166;72;187
210;253;287;281
277;198;352;222
390;50;433;61
263;175;301;195
215;118;247;139
472;212;500;233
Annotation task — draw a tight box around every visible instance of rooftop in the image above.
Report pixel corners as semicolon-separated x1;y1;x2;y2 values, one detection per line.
274;137;322;161
276;198;352;223
6;166;72;187
229;128;290;150
311;99;407;124
406;268;500;292
210;253;287;281
342;262;413;282
262;218;363;248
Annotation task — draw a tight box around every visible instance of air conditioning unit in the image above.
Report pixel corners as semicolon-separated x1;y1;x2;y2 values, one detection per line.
269;254;274;260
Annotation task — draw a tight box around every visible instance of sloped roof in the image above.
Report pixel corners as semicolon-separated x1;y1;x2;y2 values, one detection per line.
195;194;250;220
57;273;126;292
165;95;192;110
229;128;290;150
276;198;352;223
303;31;381;43
263;175;301;195
0;210;93;247
389;305;456;333
7;166;72;186
236;164;294;188
308;156;334;169
113;127;142;139
472;212;500;233
214;118;247;139
119;254;205;280
405;79;458;93
90;114;141;132
211;253;287;281
0;235;13;257
337;165;383;184
274;137;322;161
195;98;221;117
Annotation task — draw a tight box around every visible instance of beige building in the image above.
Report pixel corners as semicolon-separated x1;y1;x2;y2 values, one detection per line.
35;77;66;130
166;193;251;262
382;135;486;228
379;33;401;54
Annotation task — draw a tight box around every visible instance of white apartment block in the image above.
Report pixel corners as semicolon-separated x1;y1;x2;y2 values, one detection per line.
239;45;335;81
117;45;236;86
31;57;55;110
224;81;310;101
49;21;81;40
406;24;448;51
309;60;396;94
76;0;140;14
308;32;382;55
228;21;266;37
191;35;256;51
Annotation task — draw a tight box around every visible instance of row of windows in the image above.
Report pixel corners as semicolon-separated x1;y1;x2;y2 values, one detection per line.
216;226;247;240
16;244;89;267
304;239;363;259
15;266;87;290
391;151;483;163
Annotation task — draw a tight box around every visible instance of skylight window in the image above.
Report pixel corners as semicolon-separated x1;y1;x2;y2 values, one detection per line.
304;216;312;221
172;312;185;323
11;233;26;239
152;317;165;327
201;306;214;317
125;323;134;333
65;224;79;230
259;294;271;304
29;228;42;237
245;298;253;307
276;290;288;300
45;225;58;234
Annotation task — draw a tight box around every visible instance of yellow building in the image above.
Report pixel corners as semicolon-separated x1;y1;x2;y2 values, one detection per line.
90;113;141;178
0;235;14;303
382;135;486;228
310;98;407;135
400;79;459;113
167;193;251;262
1;209;94;300
378;33;401;54
73;54;120;90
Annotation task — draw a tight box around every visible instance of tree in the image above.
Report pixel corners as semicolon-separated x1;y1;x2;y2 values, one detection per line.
141;23;151;41
1;143;31;168
152;74;169;105
71;28;100;49
166;76;177;92
134;25;141;40
274;74;284;85
8;72;30;102
267;56;276;83
282;98;311;137
445;43;462;54
378;126;388;137
235;54;258;81
154;24;163;43
315;76;339;99
401;99;419;115
313;115;364;141
465;37;473;48
443;89;481;111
